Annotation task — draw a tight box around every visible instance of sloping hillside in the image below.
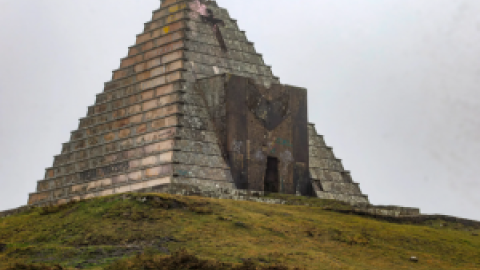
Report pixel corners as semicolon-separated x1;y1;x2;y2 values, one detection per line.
0;193;479;270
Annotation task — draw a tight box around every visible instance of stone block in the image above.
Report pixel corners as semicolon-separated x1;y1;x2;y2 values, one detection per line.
113;174;128;185
145;165;173;178
128;171;143;181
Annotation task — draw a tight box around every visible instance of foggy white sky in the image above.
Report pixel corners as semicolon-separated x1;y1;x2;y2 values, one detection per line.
1;0;479;220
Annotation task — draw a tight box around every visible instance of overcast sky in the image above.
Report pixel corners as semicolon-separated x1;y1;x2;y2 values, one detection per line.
1;0;479;221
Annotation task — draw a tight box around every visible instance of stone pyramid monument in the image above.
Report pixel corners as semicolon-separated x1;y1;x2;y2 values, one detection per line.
28;0;369;206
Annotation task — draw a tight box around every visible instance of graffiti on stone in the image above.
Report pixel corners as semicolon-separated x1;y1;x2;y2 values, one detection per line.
177;169;192;177
80;161;129;181
254;150;265;161
275;138;292;147
189;0;227;51
189;0;208;19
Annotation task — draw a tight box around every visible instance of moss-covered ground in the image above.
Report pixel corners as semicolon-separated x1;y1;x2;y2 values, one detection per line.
0;193;479;270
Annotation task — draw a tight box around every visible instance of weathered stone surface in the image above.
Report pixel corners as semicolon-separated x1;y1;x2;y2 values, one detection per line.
175;140;222;156
320;181;362;195
172;177;235;189
27;0;366;208
315;191;369;205
173;164;231;181
173;152;226;168
308;124;369;204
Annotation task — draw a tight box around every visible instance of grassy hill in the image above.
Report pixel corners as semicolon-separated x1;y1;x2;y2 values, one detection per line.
0;193;479;270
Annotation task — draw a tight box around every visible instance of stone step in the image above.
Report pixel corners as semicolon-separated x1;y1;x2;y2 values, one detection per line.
313;180;363;195
315;190;369;205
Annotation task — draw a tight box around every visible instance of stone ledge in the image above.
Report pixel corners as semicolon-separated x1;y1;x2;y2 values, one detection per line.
330;208;480;229
350;204;421;217
315;190;369;205
4;184;479;229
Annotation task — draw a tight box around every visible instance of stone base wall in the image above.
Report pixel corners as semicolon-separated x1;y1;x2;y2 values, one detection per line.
350;204;421;217
3;184;480;229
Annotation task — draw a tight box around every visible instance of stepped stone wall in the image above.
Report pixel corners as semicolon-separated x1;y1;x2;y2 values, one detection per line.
27;0;368;207
3;185;417;220
308;124;369;204
28;0;280;206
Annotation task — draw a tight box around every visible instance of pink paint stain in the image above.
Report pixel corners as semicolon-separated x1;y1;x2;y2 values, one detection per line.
189;0;208;16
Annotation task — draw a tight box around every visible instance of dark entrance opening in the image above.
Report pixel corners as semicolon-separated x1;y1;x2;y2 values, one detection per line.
264;157;280;192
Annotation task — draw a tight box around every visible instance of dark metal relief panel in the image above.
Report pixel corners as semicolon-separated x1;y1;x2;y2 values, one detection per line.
246;81;290;131
290;87;310;195
244;81;295;194
198;75;310;195
246;112;268;191
291;87;308;162
225;76;248;189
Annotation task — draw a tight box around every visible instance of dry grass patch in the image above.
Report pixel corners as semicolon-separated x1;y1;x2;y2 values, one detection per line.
1;193;479;270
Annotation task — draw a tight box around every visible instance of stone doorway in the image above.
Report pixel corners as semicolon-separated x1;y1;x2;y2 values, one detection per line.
264;157;280;192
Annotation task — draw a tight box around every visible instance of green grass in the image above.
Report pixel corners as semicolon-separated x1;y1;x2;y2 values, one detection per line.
0;193;479;270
